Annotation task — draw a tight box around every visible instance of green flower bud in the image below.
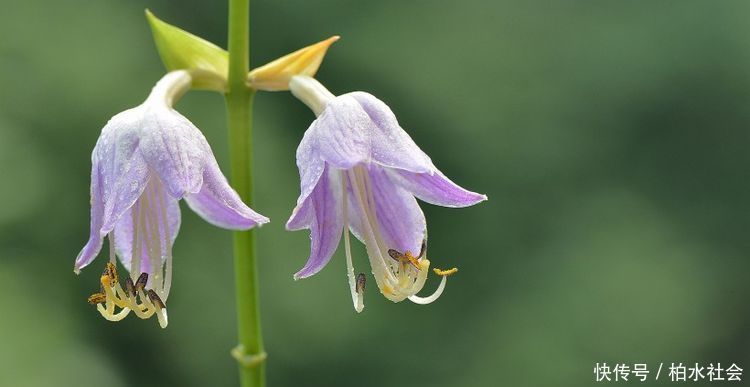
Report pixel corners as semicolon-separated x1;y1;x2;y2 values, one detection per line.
146;9;228;92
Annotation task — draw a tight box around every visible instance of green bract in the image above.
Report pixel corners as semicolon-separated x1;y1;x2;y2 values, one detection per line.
146;10;228;92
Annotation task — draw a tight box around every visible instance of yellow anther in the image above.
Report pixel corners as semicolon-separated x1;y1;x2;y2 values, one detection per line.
433;267;458;277
87;293;106;305
100;262;119;287
388;248;423;270
406;254;421;270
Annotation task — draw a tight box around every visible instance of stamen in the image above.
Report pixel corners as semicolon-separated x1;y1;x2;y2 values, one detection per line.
147;289;166;309
102;262;118;286
147;290;168;328
340;166;455;306
346;168;397;293
135;272;149;290
87;260;168;327
407;267;458;305
97;302;131;321
433;267;458;276
87;293;106;305
131;200;142;280
108;232;116;264
387;249;421;270
341;170;364;313
132;288;156;319
142;182;160;292
156;180;173;299
124;277;135;297
356;273;366;294
85;179;174;328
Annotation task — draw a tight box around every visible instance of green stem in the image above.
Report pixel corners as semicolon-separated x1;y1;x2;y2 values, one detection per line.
226;0;265;386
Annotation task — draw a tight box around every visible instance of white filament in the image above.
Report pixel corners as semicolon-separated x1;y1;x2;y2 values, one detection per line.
341;171;364;313
408;275;448;305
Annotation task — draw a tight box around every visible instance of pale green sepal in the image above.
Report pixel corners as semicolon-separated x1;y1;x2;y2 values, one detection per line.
145;9;228;92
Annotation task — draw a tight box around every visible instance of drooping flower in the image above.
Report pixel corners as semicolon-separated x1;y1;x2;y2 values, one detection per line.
75;70;269;328
287;75;486;312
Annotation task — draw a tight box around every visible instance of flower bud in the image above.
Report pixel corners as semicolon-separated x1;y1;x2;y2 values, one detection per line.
248;36;339;91
146;9;228;92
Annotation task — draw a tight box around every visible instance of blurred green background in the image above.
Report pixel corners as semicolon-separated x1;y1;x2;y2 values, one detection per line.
1;0;749;386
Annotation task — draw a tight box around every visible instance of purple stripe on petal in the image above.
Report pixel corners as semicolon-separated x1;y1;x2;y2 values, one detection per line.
293;165;344;279
349;92;433;174
310;93;434;174
388;169;487;208
345;167;425;255
185;159;269;230
114;178;181;274
140;107;209;198
95;111;151;233
312;98;371;169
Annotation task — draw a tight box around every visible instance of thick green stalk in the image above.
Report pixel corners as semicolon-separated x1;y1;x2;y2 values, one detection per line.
226;0;265;386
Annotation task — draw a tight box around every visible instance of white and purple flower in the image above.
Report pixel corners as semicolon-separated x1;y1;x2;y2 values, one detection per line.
287;76;486;312
75;70;269;327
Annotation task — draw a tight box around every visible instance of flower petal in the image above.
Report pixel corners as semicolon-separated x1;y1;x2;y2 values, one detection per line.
291;165;344;279
113;178;181;276
184;158;269;229
139;106;210;198
346;166;425;255
96;109;152;233
74;162;106;273
388;169;487;208
350;92;433;173
287;130;325;230
309;92;433;173
309;97;369;169
76;108;151;272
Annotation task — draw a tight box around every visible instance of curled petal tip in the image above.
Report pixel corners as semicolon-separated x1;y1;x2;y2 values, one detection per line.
293;269;313;281
254;215;271;226
183;161;269;230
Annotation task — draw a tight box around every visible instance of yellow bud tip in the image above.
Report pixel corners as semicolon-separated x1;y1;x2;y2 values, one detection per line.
433;267;458;277
248;35;341;91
